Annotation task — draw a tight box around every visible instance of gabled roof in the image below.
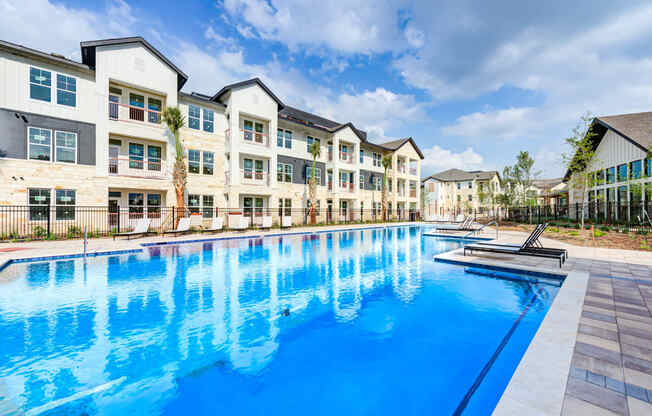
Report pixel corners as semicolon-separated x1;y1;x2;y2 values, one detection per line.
0;39;90;71
211;78;285;109
179;91;226;107
80;37;188;90
563;111;652;180
423;168;499;183
379;137;425;159
532;178;564;188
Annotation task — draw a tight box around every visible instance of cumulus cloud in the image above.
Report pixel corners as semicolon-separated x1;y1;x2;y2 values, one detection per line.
420;145;485;174
442;107;539;140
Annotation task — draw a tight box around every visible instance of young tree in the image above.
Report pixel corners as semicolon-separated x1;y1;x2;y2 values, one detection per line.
308;141;321;224
162;107;187;223
562;112;597;230
381;155;392;221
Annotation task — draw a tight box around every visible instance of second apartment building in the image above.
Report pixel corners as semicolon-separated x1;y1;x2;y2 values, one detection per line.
0;37;423;227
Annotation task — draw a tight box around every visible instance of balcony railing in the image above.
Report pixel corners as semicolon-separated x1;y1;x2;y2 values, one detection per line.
340;182;355;192
225;128;269;147
109;101;161;125
241;169;270;185
108;157;167;179
339;152;353;164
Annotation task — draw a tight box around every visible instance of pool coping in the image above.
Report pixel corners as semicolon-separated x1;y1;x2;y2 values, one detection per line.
492;270;589;415
422;232;493;241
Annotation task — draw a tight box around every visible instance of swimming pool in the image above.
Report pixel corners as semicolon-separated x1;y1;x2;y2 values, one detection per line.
0;226;560;415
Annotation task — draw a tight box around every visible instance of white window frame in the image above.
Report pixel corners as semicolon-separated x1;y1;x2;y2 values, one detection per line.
29;66;52;103
306;166;321;184
306;136;320;153
56;74;76;107
188;149;201;174
202;151;214;175
27;127;52;162
278;163;293;183
188;105;201;130
55;189;76;221
54;130;77;164
202;108;214;133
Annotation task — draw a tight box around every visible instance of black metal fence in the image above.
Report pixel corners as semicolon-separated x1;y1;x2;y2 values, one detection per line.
0;206;421;241
506;202;652;228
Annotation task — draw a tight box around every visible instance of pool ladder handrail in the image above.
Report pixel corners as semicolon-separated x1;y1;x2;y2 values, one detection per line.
464;220;498;239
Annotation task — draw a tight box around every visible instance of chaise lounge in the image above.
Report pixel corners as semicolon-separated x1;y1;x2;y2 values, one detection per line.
113;218;152;240
163;217;191;237
463;223;568;267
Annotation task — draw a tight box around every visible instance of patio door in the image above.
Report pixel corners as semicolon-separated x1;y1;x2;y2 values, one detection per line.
109;145;119;174
340;200;348;221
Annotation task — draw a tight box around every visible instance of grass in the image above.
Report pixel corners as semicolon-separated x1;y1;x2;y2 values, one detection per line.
593;229;606;238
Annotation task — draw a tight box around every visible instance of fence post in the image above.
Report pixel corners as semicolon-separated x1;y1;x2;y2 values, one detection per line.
117;205;121;234
47;205;51;237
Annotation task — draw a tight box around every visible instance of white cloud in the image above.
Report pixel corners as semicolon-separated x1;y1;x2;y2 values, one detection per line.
420;145;485;174
442;107;539;140
404;24;425;49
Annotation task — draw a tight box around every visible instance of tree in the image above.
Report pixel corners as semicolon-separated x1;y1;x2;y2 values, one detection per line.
502;151;540;223
162;107;187;223
562;112;597;230
381;155;392;221
308;141;321;224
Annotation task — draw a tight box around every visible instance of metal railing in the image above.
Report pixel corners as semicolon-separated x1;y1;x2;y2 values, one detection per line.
108;157;168;179
0;206;422;240
108;101;161;125
339;151;353;164
241;169;270;185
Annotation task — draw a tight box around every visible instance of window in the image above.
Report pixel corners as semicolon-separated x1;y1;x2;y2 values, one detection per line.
307;136;320;153
617;164;627;182
28;127;51;161
468;181;472;189
468;195;473;202
278;163;293;183
188;105;200;130
595;170;605;185
148;145;161;171
606;167;615;184
457;195;461;202
630;160;642;180
244;158;253;178
243;120;253;140
128;193;144;214
148;98;161;123
188;194;201;214
373;152;382;167
202;195;214;218
129;143;144;169
28;188;50;221
359;174;364;189
203;151;214;175
457;182;461;190
277;129;284;147
55;189;75;220
203;109;214;132
30;67;51;102
188;150;201;174
360;150;364;164
55;131;76;163
147;194;161;215
129;94;145;122
646;159;652;178
375;177;382;191
254;122;264;144
285;130;292;148
56;74;76;107
306;166;321;184
279;198;292;216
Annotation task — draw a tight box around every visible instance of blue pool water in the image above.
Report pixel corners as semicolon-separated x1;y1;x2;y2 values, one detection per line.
0;226;560;415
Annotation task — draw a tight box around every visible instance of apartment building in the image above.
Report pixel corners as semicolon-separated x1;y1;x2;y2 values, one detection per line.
530;178;567;207
421;168;501;219
566;111;652;220
0;37;423;230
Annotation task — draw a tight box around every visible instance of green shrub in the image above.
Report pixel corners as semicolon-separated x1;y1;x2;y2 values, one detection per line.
548;227;560;233
33;226;47;238
568;230;579;236
593;229;606;238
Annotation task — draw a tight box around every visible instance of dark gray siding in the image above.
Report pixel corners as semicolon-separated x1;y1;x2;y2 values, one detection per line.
0;108;96;165
360;169;384;191
277;155;326;186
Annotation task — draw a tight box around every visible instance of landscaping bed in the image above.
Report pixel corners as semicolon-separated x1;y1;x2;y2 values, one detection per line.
498;222;652;250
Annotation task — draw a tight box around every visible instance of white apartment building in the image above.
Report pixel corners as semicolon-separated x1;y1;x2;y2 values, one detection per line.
421;169;501;219
0;37;423;230
567;111;652;220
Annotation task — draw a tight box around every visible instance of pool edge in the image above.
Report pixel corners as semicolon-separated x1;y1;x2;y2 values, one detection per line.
492;270;589;416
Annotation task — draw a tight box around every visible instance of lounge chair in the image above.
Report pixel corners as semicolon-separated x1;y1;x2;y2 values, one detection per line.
455;214;465;222
113;218;151;240
189;215;204;230
464;224;567;267
228;215;249;231
281;216;292;228
163;217;191;237
261;215;272;229
434;216;479;232
202;217;223;233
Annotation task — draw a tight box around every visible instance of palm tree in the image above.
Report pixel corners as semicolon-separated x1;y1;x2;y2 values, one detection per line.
308;141;321;224
162;107;186;224
381;155;392;221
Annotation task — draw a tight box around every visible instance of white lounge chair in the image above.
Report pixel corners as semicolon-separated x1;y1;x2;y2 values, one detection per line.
281;216;292;228
113;218;151;240
455;214;465;222
202;217;223;233
189;215;204;230
229;215;249;231
261;216;272;229
163;217;191;237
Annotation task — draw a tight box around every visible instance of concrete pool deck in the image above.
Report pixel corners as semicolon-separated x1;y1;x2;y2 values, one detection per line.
1;223;651;415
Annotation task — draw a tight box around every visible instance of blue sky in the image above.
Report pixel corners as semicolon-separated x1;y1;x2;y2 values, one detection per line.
2;0;652;178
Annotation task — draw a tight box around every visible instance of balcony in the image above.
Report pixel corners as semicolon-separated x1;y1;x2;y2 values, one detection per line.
328;181;333;191
340;182;355;193
339;152;354;164
108;157;168;179
109;101;161;125
241;169;270;186
410;190;417;198
225;129;269;147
